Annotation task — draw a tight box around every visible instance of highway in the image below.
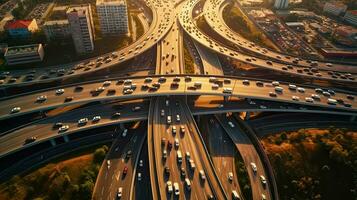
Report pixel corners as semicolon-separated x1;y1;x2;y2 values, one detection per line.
93;122;146;200
0;0;176;87
150;97;216;199
0;100;148;159
194;42;224;75
178;0;357;83
203;0;357;73
199;115;243;200
1;75;356;120
216;114;272;200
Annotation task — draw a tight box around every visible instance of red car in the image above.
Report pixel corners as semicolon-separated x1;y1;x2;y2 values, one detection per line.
123;166;128;175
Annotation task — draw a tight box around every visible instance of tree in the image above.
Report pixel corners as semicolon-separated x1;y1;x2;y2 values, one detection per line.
79;181;94;200
93;148;106;164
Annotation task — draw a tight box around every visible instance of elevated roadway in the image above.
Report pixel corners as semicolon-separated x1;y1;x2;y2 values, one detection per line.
0;0;175;87
0;100;148;159
1;75;356;121
203;0;357;74
216;114;272;200
178;0;357;83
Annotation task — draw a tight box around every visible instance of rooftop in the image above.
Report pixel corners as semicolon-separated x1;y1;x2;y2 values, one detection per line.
44;20;69;26
96;0;126;5
4;20;33;30
346;10;357;15
5;44;41;56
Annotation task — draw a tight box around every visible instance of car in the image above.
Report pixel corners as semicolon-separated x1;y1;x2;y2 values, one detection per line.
163;150;167;159
288;84;297;90
167;181;173;193
323;91;331;97
260;175;267;186
327;98;337;105
256;81;264;87
297;87;305;93
189;159;196;170
161;109;165;117
25;136;37;144
228;121;235;128
275;86;283;93
103;80;111;86
185;178;191;191
36;95;47;102
176;114;180;122
272;81;279;86
123;166;128;175
174;182;180;196
199;170;206;180
53;122;63;129
137;173;142;181
180;126;185;134
311;94;320;100
261;194;266;200
228;172;233;181
161;137;166;146
122;129;128;137
251;162;257;173
175;138;179;148
56;89;65;95
223;87;233;94
112;112;121;119
243;80;250;85
64;96;74;102
172;126;176;134
92;116;101;122
181;167;186;177
11;107;21;113
164;166;170;176
269;92;277;97
292;96;300;101
58;125;69;133
117;187;123;198
132;106;141;112
78;118;88;126
347;95;355;100
139;160;143;167
232;190;240;200
167;116;172;124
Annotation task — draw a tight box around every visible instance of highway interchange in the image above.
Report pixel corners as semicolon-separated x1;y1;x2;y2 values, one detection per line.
0;0;357;199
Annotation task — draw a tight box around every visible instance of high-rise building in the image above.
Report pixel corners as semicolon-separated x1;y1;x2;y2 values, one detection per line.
274;0;289;9
43;20;71;41
323;2;347;16
96;0;129;35
67;4;95;54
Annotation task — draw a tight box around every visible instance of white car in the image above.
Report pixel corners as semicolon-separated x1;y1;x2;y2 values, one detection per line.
36;95;47;102
103;80;111;86
78;118;88;125
92;116;101;122
228;121;235;128
176;114;180;122
250;162;257;173
173;182;180;196
11;107;21;113
117;187;122;198
55;89;65;95
139;159;143;167
175;138;179;148
137;173;142;181
199;170;206;180
167;181;173;193
260;175;267;185
274;86;283;92
288;84;297;90
292;96;300;101
58;125;69;132
297;87;305;93
228;172;233;181
161;109;165;117
272;81;279;86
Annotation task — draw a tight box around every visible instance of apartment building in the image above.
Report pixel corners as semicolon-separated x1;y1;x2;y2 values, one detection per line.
96;0;129;35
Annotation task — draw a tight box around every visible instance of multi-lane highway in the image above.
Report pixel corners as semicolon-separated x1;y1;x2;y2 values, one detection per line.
203;0;357;73
93;123;146;200
0;100;148;159
1;75;356;121
178;0;357;83
0;0;175;87
216;114;272;200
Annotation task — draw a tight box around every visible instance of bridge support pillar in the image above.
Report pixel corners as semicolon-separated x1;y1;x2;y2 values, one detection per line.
50;139;56;146
119;123;125;130
196;115;200;124
244;112;250;121
63;135;69;143
224;96;228;102
350;115;356;122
